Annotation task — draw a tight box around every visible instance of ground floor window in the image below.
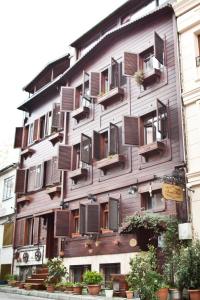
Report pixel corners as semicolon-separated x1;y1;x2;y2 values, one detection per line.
100;263;120;288
70;265;91;283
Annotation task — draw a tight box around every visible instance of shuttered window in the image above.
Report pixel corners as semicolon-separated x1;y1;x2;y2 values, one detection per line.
79;204;86;235
58;145;72;170
14;219;27;248
44;159;53;186
45;111;52;136
81;134;91;165
108;123;119;155
93;131;101;160
33;119;39;141
3;223;14;246
154;31;164;65
52;156;61;184
15;169;27;194
90;72;100;98
108;198;119;232
27;166;36;192
27;163;44;192
157;98;168;137
85;204;100;234
28;123;34;145
44;158;61;186
52;103;61;132
122;116;139;146
14;127;23;148
54;210;70;238
61;87;74;112
35;164;44;189
123;52;138;76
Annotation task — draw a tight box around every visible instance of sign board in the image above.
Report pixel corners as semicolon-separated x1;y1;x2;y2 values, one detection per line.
162;183;184;202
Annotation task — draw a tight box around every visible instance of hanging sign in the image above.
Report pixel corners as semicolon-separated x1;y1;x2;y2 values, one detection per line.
162;183;184;202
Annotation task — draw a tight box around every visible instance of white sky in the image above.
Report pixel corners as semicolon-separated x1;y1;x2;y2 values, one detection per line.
0;0;127;167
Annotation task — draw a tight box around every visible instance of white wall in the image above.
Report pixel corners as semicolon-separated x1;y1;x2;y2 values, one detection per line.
63;252;138;274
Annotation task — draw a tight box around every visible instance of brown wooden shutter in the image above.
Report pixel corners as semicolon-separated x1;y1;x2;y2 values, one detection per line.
52;103;61;130
14;127;23;148
33;217;40;245
108;198;119;232
154;31;164;65
110;57;119;89
109;123;119;155
123;52;138;76
81;133;91;164
3;223;14;246
122;116;139;146
33;119;39;141
59;111;65;130
22;126;29;149
79;204;86;235
15;169;27;193
52;156;61;184
93;131;101;160
44;160;53;186
60;87;74;111
14;219;26;248
85;204;100;234
27;166;36;192
156;99;168;136
90;72;100;97
54;210;70;238
58;145;71;170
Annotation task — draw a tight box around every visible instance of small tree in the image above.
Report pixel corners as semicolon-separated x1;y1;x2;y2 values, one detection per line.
45;258;68;286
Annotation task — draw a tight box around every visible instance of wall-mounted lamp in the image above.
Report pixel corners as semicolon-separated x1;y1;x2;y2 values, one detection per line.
128;185;138;195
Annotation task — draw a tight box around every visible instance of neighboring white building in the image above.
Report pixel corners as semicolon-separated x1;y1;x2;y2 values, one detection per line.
0;163;17;280
174;0;200;238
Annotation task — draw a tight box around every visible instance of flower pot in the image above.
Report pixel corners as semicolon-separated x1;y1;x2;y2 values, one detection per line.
188;289;200;300
73;286;83;295
169;289;181;300
18;282;25;289
126;290;133;299
65;286;74;292
105;289;114;297
87;284;101;295
47;285;55;293
156;288;169;300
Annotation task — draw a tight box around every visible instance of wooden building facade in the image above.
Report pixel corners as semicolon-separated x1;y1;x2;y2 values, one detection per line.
13;0;185;284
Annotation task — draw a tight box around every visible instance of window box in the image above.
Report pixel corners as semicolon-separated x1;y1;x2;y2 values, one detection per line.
71;106;90;121
97;87;124;107
17;196;32;204
46;185;61;199
48;132;63;146
96;154;125;171
143;68;161;86
69;168;88;181
21;148;35;159
138;141;165;157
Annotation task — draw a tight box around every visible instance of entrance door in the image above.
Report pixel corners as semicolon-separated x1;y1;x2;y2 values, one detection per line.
46;213;58;258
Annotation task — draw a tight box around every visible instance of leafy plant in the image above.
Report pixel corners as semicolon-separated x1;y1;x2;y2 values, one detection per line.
127;246;165;300
73;282;84;287
5;274;18;281
83;271;103;285
45;258;68;285
134;70;144;85
176;241;200;289
63;281;74;287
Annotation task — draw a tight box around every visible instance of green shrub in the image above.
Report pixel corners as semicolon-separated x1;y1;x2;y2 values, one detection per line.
83;271;103;285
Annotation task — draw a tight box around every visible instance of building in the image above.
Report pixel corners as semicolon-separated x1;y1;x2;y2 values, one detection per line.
0;163;17;280
13;0;186;285
174;0;200;239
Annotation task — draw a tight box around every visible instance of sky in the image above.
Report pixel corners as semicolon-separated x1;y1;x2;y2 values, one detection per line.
0;0;127;167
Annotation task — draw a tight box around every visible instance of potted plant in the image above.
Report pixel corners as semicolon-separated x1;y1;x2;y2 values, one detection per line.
105;281;114;298
156;282;169;300
134;70;144;86
125;288;134;299
73;282;84;294
63;281;74;292
5;274;18;286
45;258;68;293
83;270;103;295
127;246;164;300
176;241;200;300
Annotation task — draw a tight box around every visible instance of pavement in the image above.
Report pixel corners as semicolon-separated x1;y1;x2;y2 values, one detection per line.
0;286;126;300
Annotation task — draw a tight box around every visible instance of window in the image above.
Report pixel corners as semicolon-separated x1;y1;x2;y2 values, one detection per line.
100;263;120;288
28;123;34;145
45;111;52;136
141;190;165;212
3;223;14;246
26;218;33;245
72;144;81;170
101;203;109;229
101;132;109;159
3;176;14;201
101;69;109;94
70;265;91;283
39;115;45;139
140;47;160;74
0;264;11;280
35;164;43;189
71;209;80;234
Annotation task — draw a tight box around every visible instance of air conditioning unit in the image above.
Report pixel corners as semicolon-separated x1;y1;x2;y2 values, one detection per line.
178;223;192;240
